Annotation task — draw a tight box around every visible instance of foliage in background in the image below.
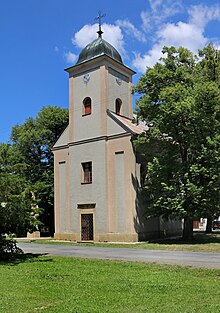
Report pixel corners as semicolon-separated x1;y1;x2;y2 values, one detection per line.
0;106;68;240
0;143;36;236
134;44;220;240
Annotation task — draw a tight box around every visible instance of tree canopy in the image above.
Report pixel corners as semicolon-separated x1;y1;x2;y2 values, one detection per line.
134;44;220;240
0;106;68;237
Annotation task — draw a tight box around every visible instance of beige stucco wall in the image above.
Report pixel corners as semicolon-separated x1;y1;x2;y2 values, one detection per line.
106;136;137;236
108;67;133;118
72;67;102;142
54;133;140;241
54;148;70;235
68;139;107;239
67;57;134;145
54;56;143;241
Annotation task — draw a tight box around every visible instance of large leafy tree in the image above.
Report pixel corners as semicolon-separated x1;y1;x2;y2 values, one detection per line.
134;44;220;240
0;143;36;236
10;105;69;235
0;106;68;237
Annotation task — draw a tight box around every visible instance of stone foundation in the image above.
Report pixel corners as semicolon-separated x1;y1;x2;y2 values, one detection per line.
54;228;182;243
54;232;138;242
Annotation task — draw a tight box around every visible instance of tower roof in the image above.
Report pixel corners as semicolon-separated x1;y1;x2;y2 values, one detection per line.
76;36;123;65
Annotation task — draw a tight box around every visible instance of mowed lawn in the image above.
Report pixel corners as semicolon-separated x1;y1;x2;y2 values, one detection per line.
0;256;220;313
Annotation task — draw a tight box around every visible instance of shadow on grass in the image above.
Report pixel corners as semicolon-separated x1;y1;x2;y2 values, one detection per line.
148;232;220;245
0;252;52;266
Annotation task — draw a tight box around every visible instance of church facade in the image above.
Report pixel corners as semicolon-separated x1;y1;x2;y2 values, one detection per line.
52;29;182;242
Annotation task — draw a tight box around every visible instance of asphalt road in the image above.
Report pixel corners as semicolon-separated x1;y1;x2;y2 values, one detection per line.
17;242;220;269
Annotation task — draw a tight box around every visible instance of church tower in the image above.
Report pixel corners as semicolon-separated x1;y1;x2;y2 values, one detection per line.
52;20;157;242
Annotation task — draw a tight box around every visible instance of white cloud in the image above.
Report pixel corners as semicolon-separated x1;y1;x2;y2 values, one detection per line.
66;3;220;72
116;19;146;43
65;51;78;64
133;3;220;73
157;22;207;52
140;0;183;33
189;4;220;29
132;21;207;73
72;24;97;48
72;23;125;56
54;46;59;53
133;45;163;72
161;1;183;19
148;0;183;24
213;41;220;50
140;11;151;32
101;23;125;55
148;0;163;13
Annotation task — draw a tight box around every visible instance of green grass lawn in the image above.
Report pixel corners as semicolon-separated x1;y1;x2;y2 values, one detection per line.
19;232;220;253
0;256;220;313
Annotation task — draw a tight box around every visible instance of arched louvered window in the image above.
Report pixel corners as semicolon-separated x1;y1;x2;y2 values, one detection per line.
83;97;92;115
115;98;122;115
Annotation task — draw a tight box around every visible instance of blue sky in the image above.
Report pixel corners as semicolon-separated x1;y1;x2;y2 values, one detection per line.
0;0;220;143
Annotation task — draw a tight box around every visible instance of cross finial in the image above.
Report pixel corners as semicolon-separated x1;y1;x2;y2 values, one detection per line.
95;11;106;38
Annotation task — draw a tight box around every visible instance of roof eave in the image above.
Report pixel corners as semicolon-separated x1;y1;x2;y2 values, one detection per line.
64;54;136;75
107;109;137;135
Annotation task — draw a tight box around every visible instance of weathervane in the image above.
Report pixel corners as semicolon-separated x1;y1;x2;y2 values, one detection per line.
95;11;106;38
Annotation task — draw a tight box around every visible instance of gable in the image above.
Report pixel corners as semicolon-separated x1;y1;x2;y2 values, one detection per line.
107;114;128;136
53;125;69;148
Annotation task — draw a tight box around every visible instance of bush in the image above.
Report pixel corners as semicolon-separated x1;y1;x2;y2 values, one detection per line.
0;235;23;261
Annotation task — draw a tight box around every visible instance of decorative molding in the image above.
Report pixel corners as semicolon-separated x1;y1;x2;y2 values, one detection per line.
52;132;131;151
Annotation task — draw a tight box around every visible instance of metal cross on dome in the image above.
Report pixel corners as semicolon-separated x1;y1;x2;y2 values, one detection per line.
95;11;106;37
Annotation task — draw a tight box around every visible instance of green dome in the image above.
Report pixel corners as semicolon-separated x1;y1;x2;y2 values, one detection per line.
76;37;123;65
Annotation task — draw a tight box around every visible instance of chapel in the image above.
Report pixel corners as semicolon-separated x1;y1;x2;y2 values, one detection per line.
52;21;182;242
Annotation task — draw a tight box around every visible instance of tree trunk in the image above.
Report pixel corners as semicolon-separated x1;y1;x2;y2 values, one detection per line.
206;217;212;233
182;217;194;241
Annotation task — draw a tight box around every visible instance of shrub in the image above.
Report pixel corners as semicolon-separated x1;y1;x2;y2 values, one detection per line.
0;235;23;261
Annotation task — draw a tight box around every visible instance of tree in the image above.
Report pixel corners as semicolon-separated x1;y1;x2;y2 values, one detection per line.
134;45;220;240
0;143;38;236
197;44;220;233
0;143;41;260
0;106;68;237
10;106;69;235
